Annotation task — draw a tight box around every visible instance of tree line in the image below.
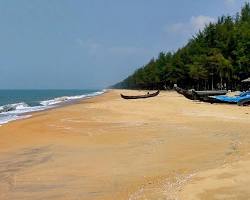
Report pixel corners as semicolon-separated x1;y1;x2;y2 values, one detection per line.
113;3;250;90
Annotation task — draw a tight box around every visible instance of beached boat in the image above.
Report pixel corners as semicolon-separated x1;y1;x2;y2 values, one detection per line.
120;90;160;99
193;90;227;96
174;86;228;100
238;97;250;106
174;86;196;100
201;91;250;106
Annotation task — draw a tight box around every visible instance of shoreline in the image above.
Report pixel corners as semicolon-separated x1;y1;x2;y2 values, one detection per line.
0;89;249;199
0;89;108;127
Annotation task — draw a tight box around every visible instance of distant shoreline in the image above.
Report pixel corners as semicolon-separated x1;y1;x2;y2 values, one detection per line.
0;89;108;126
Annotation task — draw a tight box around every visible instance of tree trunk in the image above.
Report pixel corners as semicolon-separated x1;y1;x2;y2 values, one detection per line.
220;73;223;90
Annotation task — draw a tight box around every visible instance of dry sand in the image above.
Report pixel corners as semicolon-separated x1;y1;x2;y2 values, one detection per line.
0;89;250;200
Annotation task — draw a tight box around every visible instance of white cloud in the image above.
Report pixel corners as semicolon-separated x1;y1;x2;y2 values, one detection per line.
75;38;84;46
107;46;149;55
167;22;186;33
190;15;216;31
76;39;102;55
166;15;216;35
75;38;149;57
224;0;236;6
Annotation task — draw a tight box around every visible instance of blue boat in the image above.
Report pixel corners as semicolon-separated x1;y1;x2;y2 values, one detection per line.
208;91;250;106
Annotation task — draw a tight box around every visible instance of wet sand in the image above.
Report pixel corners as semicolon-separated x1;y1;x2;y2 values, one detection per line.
0;90;250;200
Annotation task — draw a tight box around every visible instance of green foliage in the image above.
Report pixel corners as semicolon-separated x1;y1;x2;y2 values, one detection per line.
114;3;250;90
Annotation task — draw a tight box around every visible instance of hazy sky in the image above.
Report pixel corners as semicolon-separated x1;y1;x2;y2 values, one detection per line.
0;0;248;89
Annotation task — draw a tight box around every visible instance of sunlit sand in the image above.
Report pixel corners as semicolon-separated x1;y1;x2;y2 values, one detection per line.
0;90;250;199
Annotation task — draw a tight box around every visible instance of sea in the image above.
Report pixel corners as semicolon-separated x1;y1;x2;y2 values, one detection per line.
0;89;105;126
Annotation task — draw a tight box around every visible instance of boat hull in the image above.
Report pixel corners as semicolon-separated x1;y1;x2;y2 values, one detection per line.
120;90;160;99
174;86;228;100
238;97;250;106
174;86;196;100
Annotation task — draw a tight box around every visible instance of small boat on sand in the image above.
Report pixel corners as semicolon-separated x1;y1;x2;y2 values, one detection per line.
174;85;250;106
174;86;196;100
193;90;228;96
120;90;160;99
238;97;250;106
174;86;227;100
201;91;250;106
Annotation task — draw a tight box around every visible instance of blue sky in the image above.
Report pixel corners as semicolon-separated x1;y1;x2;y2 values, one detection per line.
0;0;248;89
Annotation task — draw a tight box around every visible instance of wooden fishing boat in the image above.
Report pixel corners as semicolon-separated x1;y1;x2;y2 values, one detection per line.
192;90;227;96
120;90;160;99
174;86;197;100
174;86;227;100
198;96;234;104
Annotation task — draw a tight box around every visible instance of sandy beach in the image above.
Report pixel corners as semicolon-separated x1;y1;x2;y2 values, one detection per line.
0;89;250;200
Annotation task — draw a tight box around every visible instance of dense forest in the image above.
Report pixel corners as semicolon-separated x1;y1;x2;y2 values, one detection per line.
114;3;250;90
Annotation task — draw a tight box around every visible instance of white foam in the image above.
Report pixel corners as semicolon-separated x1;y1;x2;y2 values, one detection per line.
40;90;106;106
0;102;29;113
3;103;47;115
0;103;47;125
40;97;67;106
0;115;32;126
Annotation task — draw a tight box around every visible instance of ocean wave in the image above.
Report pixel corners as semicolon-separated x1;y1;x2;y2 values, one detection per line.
0;102;37;113
0;103;47;125
0;89;106;126
40;90;105;106
0;102;46;115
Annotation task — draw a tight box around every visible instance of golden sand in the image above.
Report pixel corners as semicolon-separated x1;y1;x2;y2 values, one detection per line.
0;90;249;199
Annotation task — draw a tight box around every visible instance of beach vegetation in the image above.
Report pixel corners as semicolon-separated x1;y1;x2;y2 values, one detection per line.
114;3;250;90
